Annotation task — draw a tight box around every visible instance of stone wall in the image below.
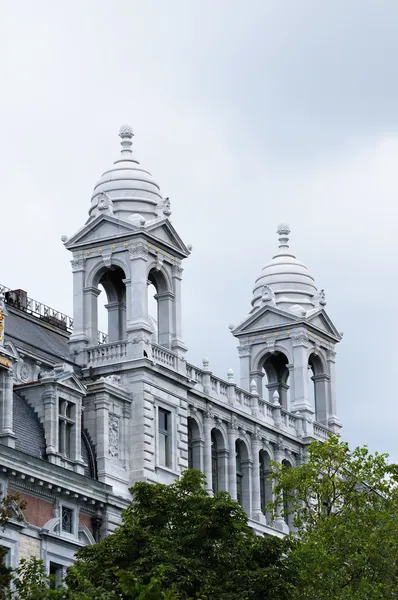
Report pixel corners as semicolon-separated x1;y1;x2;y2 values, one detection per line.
18;534;41;559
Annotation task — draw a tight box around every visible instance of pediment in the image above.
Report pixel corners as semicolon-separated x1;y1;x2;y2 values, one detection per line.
145;219;190;257
55;372;87;395
65;215;138;248
305;309;341;340
232;305;300;336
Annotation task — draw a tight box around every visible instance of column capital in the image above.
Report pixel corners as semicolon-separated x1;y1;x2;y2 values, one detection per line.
171;264;183;280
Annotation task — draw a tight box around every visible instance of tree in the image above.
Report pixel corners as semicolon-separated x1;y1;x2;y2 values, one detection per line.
0;491;27;599
269;434;398;600
63;470;296;600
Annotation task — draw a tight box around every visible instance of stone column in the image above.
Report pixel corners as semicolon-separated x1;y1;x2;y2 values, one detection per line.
83;286;101;345
43;385;57;462
106;301;121;343
203;408;213;494
156;291;174;349
251;428;261;521
327;349;341;431
291;330;314;435
72;400;84;475
127;242;152;358
94;393;111;483
227;420;237;500
0;368;16;447
238;341;251;391
69;258;88;362
171;264;187;356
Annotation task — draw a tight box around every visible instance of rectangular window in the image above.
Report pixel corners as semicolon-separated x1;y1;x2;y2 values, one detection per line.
58;399;75;459
61;507;73;534
158;408;171;467
49;562;64;589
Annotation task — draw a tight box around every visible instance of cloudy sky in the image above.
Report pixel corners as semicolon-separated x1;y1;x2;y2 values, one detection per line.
1;0;397;460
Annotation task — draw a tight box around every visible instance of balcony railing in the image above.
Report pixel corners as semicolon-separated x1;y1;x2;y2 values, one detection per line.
87;341;128;367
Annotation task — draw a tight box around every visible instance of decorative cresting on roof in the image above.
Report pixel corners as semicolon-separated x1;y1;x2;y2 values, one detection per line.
251;223;317;312
88;125;163;224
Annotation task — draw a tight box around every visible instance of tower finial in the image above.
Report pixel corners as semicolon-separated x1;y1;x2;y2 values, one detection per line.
276;222;290;250
119;124;134;154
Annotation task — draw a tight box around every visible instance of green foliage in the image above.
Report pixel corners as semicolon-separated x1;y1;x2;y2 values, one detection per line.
65;469;295;600
269;434;398;599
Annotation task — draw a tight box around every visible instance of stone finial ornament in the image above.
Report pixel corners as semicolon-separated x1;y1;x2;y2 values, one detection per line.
314;288;327;307
250;379;258;395
227;368;234;383
273;389;281;405
119;124;134;139
202;357;210;371
61;235;68;243
276;222;290;251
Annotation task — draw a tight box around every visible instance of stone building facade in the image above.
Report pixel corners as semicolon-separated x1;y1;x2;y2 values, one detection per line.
0;125;342;573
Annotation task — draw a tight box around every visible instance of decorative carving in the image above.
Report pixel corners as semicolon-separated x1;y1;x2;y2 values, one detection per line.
291;330;309;347
156;253;164;271
102;253;112;268
253;425;262;441
228;415;239;431
97;192;114;216
108;414;119;458
266;339;276;354
163;197;172;217
100;374;123;388
204;404;214;421
129;242;148;260
172;264;183;279
261;285;276;307
71;258;84;272
238;340;250;356
314;288;327;307
20;363;31;383
123;404;132;419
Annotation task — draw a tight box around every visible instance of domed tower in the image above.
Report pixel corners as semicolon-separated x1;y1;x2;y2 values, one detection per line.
232;224;342;432
64;125;190;366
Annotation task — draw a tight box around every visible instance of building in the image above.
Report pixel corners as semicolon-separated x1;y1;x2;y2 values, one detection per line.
0;125;342;574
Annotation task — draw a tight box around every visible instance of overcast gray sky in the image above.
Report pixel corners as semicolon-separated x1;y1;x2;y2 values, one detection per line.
1;0;397;460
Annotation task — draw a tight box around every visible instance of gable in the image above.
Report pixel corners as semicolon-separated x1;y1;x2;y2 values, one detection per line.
306;310;341;340
66;216;137;248
233;306;299;335
145;220;189;256
56;373;87;395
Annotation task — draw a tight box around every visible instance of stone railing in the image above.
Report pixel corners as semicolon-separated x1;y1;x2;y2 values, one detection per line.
186;360;332;441
152;343;177;370
87;341;128;366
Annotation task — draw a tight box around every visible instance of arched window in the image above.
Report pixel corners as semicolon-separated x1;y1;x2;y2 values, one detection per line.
235;440;250;512
236;443;243;506
211;432;218;493
282;460;294;530
259;450;273;522
187;417;201;471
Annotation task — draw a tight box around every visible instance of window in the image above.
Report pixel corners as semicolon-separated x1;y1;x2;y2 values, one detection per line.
61;507;73;534
58;399;75;459
236;444;242;506
158;408;171;467
187;422;193;469
260;460;265;512
211;432;218;493
49;562;64;589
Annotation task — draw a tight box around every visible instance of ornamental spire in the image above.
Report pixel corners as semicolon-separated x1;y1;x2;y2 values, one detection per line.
119;124;134;155
276;222;290;250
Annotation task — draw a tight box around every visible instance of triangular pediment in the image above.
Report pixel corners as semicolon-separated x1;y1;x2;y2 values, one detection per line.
55;372;87;395
305;309;341;340
66;215;138;249
145;219;190;257
232;305;300;336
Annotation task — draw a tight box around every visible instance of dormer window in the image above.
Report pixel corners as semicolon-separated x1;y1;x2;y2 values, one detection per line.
58;399;75;458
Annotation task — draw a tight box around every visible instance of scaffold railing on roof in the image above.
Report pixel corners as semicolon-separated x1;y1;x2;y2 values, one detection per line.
0;284;108;344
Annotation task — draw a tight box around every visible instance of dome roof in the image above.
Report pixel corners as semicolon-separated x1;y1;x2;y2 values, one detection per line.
88;125;163;224
252;224;317;312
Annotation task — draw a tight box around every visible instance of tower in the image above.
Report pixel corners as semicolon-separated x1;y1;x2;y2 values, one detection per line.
232;224;341;434
63;125;191;493
65;125;190;365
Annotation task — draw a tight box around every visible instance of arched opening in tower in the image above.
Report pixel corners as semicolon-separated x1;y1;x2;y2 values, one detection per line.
97;266;127;344
262;352;290;411
147;268;172;349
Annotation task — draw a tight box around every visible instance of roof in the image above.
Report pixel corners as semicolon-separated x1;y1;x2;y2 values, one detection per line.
5;308;72;365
